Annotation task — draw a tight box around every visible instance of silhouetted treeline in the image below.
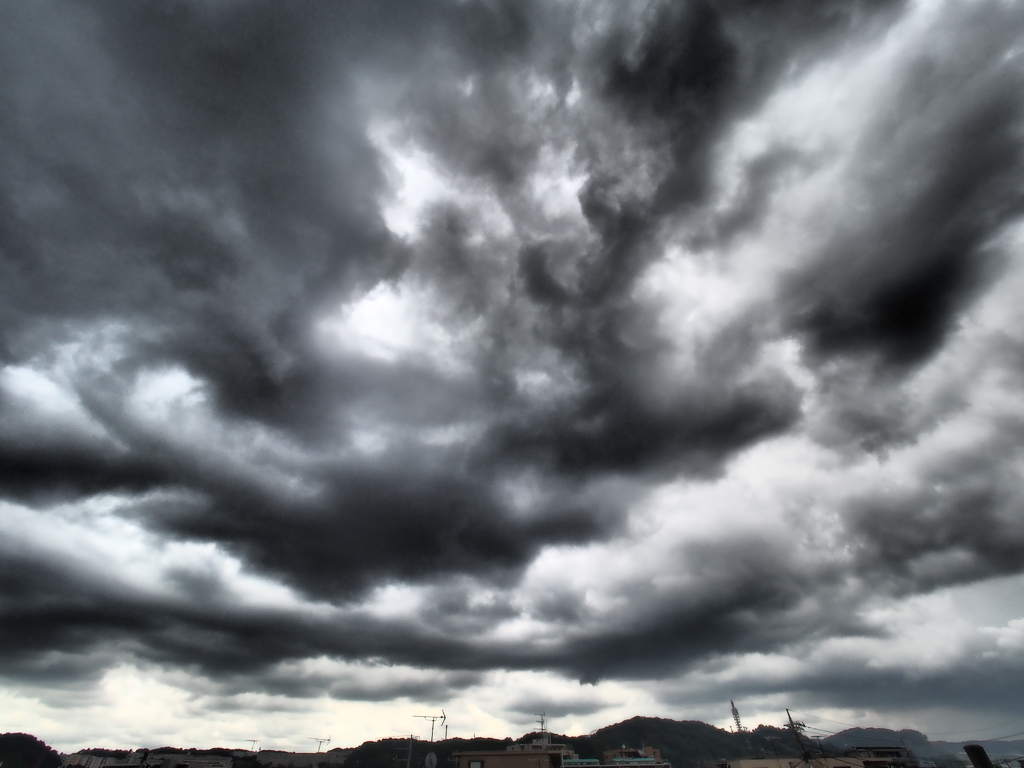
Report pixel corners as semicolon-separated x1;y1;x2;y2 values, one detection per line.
0;733;63;768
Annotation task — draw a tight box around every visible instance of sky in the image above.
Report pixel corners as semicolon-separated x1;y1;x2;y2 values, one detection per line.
3;0;1024;754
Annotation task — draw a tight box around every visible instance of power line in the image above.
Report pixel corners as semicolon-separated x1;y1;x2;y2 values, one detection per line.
928;716;1024;737
785;711;866;730
801;727;845;740
965;728;1024;743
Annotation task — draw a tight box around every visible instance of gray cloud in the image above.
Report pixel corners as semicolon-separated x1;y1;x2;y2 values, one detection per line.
2;0;1024;736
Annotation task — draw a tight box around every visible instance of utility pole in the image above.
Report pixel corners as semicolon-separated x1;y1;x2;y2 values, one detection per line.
786;711;812;766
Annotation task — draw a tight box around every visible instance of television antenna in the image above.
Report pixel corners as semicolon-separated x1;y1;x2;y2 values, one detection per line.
535;712;549;745
414;711;446;743
247;741;260;754
310;737;331;753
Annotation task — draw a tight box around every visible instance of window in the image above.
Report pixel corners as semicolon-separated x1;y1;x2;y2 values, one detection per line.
470;761;484;768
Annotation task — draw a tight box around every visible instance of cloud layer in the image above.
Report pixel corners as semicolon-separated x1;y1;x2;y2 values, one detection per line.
3;0;1024;751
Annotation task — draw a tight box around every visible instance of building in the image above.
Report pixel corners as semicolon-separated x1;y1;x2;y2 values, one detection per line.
727;759;861;768
602;748;667;767
62;751;233;768
455;736;670;768
726;749;919;768
149;754;233;768
843;747;918;768
257;752;349;768
63;752;147;768
456;735;578;768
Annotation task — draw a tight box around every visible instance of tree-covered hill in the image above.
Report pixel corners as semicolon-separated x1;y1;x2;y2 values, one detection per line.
570;717;799;767
821;727;1024;764
336;717;799;768
343;736;512;768
0;733;63;768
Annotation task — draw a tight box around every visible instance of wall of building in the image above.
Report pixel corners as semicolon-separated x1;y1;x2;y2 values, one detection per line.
730;758;865;768
257;752;348;768
456;750;563;768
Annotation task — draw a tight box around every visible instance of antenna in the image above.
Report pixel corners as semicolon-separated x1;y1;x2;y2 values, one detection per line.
310;737;331;753
535;712;548;744
415;711;446;743
731;701;744;733
247;741;260;754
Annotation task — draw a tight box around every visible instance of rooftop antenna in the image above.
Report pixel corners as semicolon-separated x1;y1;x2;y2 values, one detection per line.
310;737;331;754
247;741;260;754
415;711;446;743
536;713;548;745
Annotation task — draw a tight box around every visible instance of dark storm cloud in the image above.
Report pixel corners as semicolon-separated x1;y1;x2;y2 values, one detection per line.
0;0;831;601
532;534;872;685
784;1;1024;374
505;696;610;720
655;651;1024;727
0;539;491;692
844;418;1024;594
466;0;908;479
0;514;842;692
4;0;1024;722
705;650;1024;723
143;461;612;600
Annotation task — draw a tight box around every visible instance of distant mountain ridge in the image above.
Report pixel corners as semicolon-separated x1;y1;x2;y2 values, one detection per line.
821;727;1024;761
343;718;1023;768
342;717;799;768
8;717;1023;768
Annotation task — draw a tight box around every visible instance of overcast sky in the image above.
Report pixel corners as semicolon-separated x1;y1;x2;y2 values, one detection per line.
4;0;1024;753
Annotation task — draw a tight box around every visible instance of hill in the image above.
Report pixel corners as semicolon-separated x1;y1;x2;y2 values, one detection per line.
341;717;797;768
0;733;63;768
822;727;1024;764
568;717;799;766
